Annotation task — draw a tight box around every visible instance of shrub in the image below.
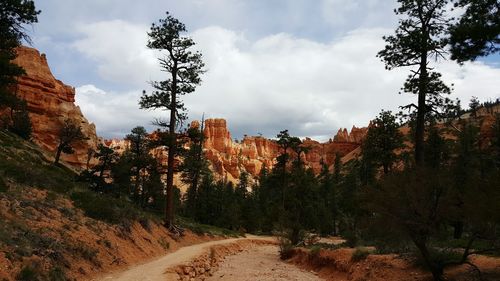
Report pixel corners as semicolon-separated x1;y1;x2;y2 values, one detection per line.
16;265;40;281
0;176;7;192
309;245;321;258
48;266;67;281
413;247;463;270
158;237;170;250
70;191;142;225
278;236;295;260
351;247;370;262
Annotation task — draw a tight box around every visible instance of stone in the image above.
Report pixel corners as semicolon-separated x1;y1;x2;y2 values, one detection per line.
8;46;100;168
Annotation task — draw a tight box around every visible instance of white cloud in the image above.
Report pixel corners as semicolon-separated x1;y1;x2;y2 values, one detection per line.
75;84;161;138
72;20;161;87
72;22;500;141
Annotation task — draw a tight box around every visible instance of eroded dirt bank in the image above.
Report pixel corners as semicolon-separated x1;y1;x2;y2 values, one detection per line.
287;247;500;281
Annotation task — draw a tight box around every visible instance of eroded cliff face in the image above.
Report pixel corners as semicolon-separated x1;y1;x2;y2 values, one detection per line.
11;46;99;168
202;118;366;182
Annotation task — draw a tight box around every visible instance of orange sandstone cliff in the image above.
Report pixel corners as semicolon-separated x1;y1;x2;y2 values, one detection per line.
11;46;99;168
201;118;367;182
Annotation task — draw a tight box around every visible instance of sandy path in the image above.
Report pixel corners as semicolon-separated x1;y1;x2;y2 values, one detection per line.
206;245;324;281
93;236;271;281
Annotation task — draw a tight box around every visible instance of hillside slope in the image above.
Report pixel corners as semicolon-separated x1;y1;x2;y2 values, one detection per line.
0;131;229;281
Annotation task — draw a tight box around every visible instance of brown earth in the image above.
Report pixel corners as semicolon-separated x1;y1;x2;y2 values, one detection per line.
0;186;222;281
206;245;324;281
287;247;500;281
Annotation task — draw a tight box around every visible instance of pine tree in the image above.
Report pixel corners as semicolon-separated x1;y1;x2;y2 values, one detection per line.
378;0;454;166
0;0;39;132
361;110;405;175
449;0;500;62
140;12;205;228
124;126;155;205
54;119;87;164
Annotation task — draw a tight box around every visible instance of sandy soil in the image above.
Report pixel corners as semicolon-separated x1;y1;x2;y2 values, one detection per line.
206;245;324;281
93;236;272;281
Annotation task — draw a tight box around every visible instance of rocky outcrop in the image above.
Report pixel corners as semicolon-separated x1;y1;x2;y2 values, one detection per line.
11;46;99;168
201;119;367;181
333;126;368;143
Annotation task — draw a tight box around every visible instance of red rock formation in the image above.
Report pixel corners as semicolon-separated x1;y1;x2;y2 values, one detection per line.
333;126;368;143
201;119;367;180
9;46;100;168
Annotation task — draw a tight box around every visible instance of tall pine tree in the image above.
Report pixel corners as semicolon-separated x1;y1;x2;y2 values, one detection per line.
140;12;205;229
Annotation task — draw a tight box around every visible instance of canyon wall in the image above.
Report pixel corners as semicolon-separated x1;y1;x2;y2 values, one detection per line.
11;46;100;168
202;118;366;182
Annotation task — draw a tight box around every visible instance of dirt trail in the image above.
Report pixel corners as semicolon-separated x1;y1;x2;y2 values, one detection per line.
92;236;271;281
206;245;324;281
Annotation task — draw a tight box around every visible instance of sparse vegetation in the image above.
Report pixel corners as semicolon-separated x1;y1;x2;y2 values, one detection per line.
16;264;40;281
351;247;371;262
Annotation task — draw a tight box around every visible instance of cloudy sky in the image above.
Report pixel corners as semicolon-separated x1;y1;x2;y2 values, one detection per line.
30;0;500;141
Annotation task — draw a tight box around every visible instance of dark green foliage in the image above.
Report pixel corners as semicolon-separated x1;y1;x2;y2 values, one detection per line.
1;0;39;138
278;236;295;260
0;175;7;192
378;0;455;166
0;131;80;193
449;0;500;62
16;264;40;281
70;191;143;225
8;102;32;139
351;247;370;262
364;115;500;280
112;126;164;210
424;125;450;169
48;267;67;281
469;96;480;117
140;11;205;227
361;110;405;175
181;122;211;218
54;119;87;164
80;144;118;192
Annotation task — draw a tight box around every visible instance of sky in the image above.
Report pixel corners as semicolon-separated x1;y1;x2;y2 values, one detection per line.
28;0;500;141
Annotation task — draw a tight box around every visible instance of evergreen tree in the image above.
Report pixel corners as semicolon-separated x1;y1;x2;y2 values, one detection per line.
54;119;87;164
181;122;210;218
361;110;405;175
378;0;454;166
124;126;156;205
140;12;205;228
469;96;480;117
89;144;118;192
8;99;31;139
449;0;500;62
0;0;39;132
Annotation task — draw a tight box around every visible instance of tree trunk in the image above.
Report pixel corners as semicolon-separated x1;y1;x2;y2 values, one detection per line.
415;52;428;166
165;64;178;228
413;238;444;281
54;145;62;164
453;221;464;239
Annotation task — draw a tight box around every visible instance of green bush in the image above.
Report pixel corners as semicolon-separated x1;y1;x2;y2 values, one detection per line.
278;237;295;260
309;245;321;257
0;176;7;192
70;191;142;224
16;265;40;281
413;247;463;270
48;267;67;281
351;247;370;262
